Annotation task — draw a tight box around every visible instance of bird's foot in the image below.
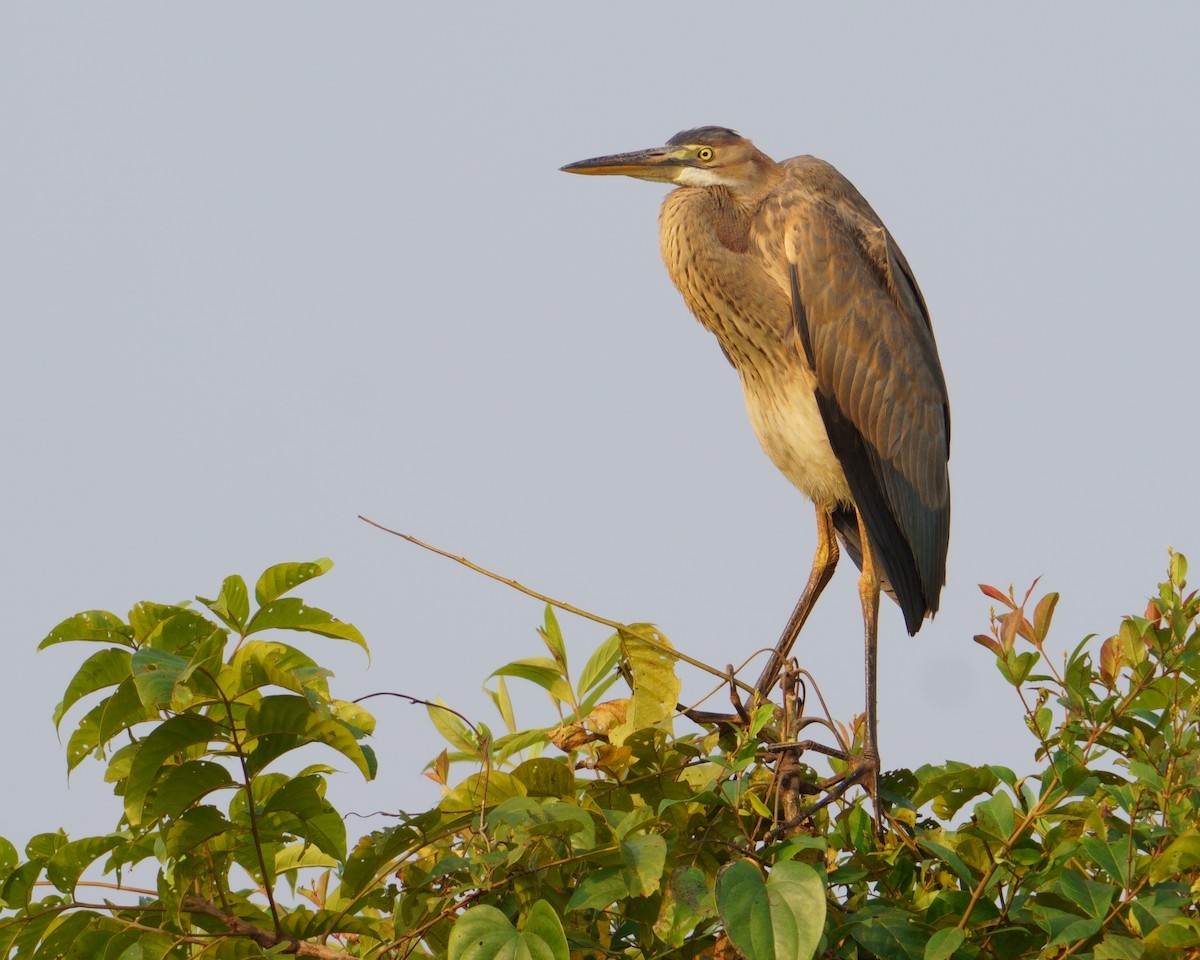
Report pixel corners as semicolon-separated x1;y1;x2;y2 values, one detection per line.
766;746;881;840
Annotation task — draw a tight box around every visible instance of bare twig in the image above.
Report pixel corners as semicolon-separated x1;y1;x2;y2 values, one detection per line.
358;516;752;693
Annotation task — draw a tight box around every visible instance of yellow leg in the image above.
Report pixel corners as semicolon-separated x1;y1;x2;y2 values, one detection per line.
756;507;840;697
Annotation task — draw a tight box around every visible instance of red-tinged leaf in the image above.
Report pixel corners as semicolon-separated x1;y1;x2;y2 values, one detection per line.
1034;592;1060;643
1015;616;1036;644
1144;599;1162;623
1000;612;1019;652
974;634;1002;655
979;583;1014;608
1020;575;1043;607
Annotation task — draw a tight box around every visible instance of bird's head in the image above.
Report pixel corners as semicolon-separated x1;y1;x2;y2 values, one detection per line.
561;127;777;192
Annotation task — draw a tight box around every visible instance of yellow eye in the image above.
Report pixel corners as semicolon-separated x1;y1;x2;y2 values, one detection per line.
697;147;714;161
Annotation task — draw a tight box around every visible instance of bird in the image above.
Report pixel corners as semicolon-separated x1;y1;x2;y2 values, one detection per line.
561;127;950;815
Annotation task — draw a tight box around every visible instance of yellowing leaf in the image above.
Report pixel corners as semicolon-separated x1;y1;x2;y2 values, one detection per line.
609;626;680;746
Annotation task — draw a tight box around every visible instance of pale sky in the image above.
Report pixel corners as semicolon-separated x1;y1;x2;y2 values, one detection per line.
3;5;1198;848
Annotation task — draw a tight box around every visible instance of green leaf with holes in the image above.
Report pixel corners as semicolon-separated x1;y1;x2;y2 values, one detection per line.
609;625;680;746
245;598;367;657
255;559;334;605
52;648;132;729
39;611;133;649
124;714;227;826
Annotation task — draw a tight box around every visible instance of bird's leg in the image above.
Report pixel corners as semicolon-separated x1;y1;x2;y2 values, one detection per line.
764;511;883;841
755;507;839;698
855;509;883;836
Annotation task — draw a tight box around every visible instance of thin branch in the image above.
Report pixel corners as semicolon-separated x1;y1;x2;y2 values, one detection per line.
355;691;482;738
358;516;751;692
212;682;282;937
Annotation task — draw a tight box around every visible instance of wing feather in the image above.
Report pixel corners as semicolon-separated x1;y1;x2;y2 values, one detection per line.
773;161;950;631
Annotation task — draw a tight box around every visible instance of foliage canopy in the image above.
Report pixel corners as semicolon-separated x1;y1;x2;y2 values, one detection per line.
1;551;1198;959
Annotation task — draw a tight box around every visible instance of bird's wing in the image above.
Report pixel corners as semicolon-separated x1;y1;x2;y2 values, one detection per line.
766;160;950;632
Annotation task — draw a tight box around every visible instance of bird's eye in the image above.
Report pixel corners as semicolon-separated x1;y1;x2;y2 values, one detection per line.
697;147;714;161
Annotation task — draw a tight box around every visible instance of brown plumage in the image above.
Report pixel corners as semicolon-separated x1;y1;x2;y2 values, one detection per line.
563;126;950;819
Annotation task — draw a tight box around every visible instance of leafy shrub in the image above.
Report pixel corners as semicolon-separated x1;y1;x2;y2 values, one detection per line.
0;552;1196;959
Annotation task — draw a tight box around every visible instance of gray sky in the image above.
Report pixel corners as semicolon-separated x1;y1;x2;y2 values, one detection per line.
3;5;1198;847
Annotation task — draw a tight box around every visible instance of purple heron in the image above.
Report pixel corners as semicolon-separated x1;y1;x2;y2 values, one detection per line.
562;127;950;813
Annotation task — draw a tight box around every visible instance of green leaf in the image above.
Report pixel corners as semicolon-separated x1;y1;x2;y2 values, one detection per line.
0;858;45;909
230;640;332;700
494;729;551;765
491;657;572;703
274;844;339;876
621;833;667;897
487;676;517;734
1149;828;1200;882
164;805;232;858
566;866;630;912
262;775;347;859
45;836;124;893
52;648;133;728
130;646;191;709
244;695;377;780
848;910;929;960
39;610;133;649
278;908;377;940
916;840;974;883
972;791;1016;841
145;760;236;820
25;909;100;960
197;574;250;630
912;762;999;818
427;699;478;753
448;901;567;960
1080;837;1131;886
609;625;680;746
340;822;426;900
511;758;573;798
654;866;716;947
441;771;526;813
245;597;367;657
1169;550;1187;585
255;559;333;605
0;835;16;880
717;859;826;960
65;678;158;772
522;901;570;960
137;607;216;654
576;633;621;698
488;797;596;852
1145;918;1200;952
925;927;964;960
1094;934;1145;959
539;607;568;671
1058;870;1117;919
127;601;183;643
124;714;227;826
1030;904;1101;948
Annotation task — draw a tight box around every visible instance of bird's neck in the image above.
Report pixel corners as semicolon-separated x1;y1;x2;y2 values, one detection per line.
671;185;758;254
658;185;792;378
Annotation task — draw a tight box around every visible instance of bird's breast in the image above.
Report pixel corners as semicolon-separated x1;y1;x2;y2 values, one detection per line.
659;189;851;509
743;372;852;510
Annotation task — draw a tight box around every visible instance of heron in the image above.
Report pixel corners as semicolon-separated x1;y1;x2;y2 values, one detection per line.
561;127;950;815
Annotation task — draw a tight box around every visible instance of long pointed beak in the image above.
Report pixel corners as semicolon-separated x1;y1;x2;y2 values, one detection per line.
560;146;685;184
